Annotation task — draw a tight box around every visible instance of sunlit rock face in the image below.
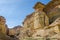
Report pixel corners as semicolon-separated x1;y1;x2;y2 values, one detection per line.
22;0;60;39
22;2;49;39
9;25;23;35
0;0;60;40
8;25;23;40
0;16;6;24
0;16;18;40
0;16;8;34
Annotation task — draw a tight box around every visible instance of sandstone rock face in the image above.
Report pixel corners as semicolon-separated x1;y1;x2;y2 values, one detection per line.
0;16;8;34
0;31;19;40
9;25;23;35
32;29;47;38
0;16;17;40
8;25;24;40
34;11;49;29
0;0;60;40
50;17;60;26
22;0;60;39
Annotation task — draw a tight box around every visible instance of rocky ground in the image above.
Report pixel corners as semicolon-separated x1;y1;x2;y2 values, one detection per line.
0;31;19;40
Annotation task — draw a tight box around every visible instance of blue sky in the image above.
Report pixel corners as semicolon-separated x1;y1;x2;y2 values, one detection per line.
0;0;51;28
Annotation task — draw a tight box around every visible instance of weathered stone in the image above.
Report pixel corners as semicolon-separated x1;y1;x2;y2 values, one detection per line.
0;0;60;40
33;2;45;11
0;16;8;34
0;31;18;40
22;0;60;39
